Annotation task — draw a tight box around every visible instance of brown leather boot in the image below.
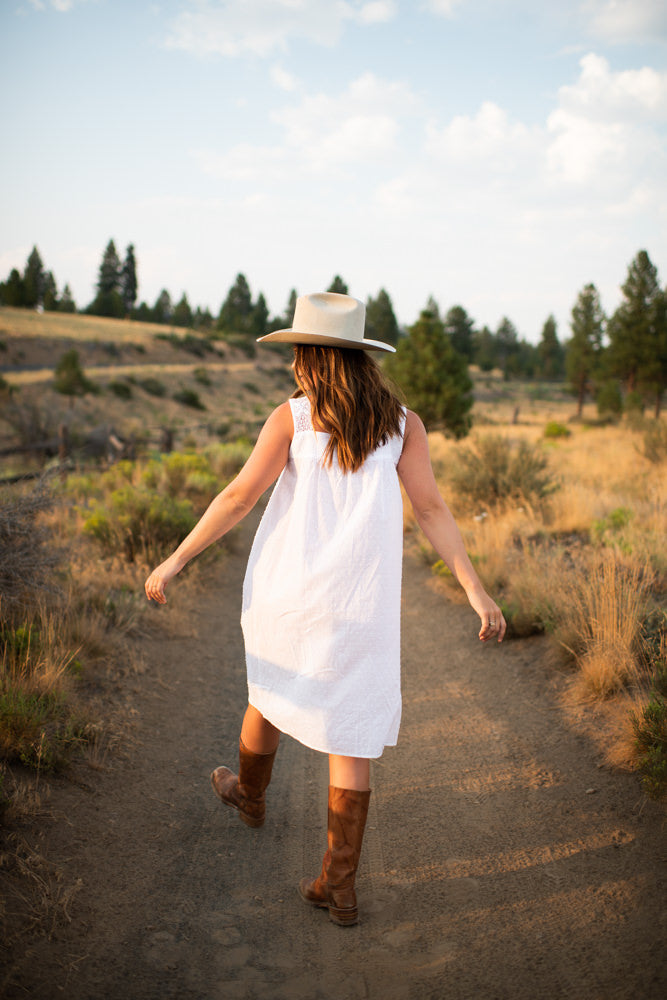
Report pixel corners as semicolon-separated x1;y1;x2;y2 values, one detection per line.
299;786;371;926
210;738;277;828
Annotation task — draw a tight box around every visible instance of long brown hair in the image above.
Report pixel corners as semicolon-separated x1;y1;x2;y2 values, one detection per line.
292;345;404;473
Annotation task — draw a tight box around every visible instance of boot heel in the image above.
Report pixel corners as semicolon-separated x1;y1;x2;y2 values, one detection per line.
328;905;359;926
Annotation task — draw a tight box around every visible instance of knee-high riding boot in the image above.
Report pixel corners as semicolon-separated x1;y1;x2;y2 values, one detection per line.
299;785;371;926
210;738;277;828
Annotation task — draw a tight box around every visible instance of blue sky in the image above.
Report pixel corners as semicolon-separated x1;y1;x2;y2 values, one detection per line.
1;0;666;341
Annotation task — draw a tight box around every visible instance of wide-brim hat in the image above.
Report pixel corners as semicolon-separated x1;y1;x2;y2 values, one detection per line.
257;292;395;353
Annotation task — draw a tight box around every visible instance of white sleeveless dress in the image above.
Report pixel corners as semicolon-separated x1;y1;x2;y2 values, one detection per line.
241;396;406;758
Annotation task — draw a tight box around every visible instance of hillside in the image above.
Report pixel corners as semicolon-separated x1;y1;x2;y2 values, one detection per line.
0;307;294;472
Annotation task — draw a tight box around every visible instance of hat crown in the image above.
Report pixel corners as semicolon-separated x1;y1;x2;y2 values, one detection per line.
293;292;365;343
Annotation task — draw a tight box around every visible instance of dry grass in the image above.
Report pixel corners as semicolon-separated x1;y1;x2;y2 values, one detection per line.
424;392;667;780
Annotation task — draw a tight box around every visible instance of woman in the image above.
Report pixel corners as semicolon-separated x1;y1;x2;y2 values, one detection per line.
145;292;505;927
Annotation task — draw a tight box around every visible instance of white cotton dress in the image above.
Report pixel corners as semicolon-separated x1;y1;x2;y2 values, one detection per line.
241;395;407;758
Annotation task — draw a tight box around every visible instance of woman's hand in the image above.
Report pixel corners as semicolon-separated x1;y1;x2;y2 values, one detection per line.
144;555;183;605
467;586;506;643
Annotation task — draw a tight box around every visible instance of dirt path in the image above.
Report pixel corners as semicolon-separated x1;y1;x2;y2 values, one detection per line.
3;513;666;1000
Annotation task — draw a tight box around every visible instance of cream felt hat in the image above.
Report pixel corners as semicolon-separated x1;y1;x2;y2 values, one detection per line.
257;292;395;353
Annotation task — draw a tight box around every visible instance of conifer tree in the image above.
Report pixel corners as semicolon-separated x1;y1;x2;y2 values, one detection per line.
327;275;349;295
566;284;605;418
172;293;193;328
218;274;253;333
251;292;269;338
42;271;58;311
384;305;473;437
607;250;664;413
537;315;565;380
120;244;138;315
366;289;399;347
444;305;475;361
153;289;173;325
97;240;121;296
23;246;45;308
58;284;76;313
1;269;25;307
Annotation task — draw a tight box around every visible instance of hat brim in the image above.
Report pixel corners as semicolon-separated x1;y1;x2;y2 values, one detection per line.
257;329;395;353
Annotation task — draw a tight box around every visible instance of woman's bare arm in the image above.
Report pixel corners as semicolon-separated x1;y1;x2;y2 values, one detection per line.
397;410;505;642
144;402;293;603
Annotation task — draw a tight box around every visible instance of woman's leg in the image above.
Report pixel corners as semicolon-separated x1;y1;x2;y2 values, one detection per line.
240;704;280;754
300;755;371;925
210;705;279;827
328;754;370;791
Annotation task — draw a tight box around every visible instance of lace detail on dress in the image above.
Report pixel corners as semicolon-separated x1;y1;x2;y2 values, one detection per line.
292;396;312;434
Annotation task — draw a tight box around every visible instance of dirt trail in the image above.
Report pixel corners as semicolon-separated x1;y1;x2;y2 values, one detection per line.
3;512;666;1000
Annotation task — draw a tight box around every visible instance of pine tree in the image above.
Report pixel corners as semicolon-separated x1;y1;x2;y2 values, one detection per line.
97;240;121;296
42;271;58;311
218;274;253;334
366;289;399;347
89;240;124;316
251;292;269;338
607;250;661;404
58;284;76;313
1;268;25;307
495;317;520;378
120;244;138;315
537;315;565;380
473;326;498;372
327;275;349;295
384;305;473;437
23;246;45;308
566;284;605;418
172;293;193;328
444;305;475;361
153;289;173;325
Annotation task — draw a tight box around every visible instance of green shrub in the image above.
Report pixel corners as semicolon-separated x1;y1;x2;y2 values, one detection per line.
640;421;667;464
449;435;557;512
173;387;205;410
83;486;196;562
631;668;667;800
591;507;634;549
193;367;211;386
108;380;133;400
139;377;166;397
0;688;86;771
159;452;210;495
53;348;96;398
544;421;571;439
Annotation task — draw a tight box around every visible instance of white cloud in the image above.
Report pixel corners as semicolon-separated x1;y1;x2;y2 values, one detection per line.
584;0;667;43
194;72;418;180
274;72;416;166
356;1;397;24
547;53;667;184
192;144;287;182
425;101;539;170
27;0;89;10
270;64;300;92
165;0;395;58
422;0;464;17
556;53;667;123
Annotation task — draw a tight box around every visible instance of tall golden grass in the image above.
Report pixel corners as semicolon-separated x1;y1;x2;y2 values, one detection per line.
426;409;667;777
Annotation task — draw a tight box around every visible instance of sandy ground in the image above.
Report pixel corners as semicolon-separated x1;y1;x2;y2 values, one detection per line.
2;512;666;1000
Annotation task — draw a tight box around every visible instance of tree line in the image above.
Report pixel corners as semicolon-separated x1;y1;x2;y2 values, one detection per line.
1;241;665;426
